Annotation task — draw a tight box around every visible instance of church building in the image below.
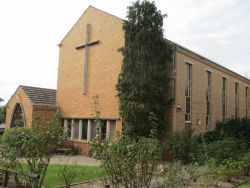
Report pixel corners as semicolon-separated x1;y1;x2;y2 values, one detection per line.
6;6;250;154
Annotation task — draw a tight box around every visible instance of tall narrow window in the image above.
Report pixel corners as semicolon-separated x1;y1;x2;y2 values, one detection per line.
206;71;212;130
185;63;192;127
81;120;88;140
222;77;227;119
246;87;249;118
235;83;239;117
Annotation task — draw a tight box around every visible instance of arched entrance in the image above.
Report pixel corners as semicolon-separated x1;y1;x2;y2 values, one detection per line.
10;103;25;128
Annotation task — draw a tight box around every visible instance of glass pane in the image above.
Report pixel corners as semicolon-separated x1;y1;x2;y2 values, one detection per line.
185;80;189;96
223;105;225;118
101;121;107;139
109;121;116;139
67;119;72;138
73;120;79;139
91;120;96;139
186;97;190;113
81;120;88;140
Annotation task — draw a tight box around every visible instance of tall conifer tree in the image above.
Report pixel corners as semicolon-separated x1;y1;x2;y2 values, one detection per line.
117;0;172;138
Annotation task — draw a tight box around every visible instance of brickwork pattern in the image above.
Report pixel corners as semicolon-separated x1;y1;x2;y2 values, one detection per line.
6;87;33;128
175;50;250;134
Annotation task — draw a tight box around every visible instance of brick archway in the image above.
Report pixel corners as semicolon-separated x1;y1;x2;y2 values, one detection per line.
10;103;26;128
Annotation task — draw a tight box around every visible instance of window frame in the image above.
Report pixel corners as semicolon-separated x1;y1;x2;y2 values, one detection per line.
184;63;192;125
235;82;239;118
222;77;227;119
206;71;212;130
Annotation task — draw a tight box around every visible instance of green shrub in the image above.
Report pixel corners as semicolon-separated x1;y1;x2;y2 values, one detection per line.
241;152;250;176
1;114;62;188
57;156;84;188
201;159;228;186
197;130;221;144
165;127;197;163
201;138;246;164
0;105;6;124
163;161;201;187
222;158;244;182
216;118;250;145
2;127;31;155
90;134;161;188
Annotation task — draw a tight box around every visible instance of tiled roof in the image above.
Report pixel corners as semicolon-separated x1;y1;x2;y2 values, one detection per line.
20;85;57;106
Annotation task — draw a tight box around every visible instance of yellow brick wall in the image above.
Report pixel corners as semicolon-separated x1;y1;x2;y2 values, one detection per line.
32;106;57;126
56;6;249;139
175;49;250;134
6;87;33;128
56;6;124;126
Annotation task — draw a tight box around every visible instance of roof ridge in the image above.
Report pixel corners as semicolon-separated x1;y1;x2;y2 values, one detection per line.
20;85;56;91
165;39;250;82
59;5;124;45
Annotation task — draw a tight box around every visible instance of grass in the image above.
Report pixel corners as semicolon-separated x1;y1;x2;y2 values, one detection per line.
238;180;250;188
22;164;107;188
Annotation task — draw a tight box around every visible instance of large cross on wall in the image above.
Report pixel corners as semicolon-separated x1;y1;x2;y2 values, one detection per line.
76;24;100;95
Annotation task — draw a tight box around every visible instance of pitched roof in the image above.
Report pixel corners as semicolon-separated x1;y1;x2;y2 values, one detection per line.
59;5;124;45
165;39;250;83
20;85;57;106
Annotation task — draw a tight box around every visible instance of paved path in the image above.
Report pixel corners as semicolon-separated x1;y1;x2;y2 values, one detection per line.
20;154;101;166
49;154;101;166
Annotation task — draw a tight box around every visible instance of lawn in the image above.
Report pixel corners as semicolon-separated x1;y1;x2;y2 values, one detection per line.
22;164;107;188
238;181;250;188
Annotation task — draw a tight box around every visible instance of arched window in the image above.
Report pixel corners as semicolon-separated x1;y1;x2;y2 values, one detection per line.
10;103;25;128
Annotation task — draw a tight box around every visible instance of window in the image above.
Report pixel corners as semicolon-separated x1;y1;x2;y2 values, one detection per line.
64;119;116;141
81;120;88;140
90;120;107;139
109;121;116;139
222;77;227;119
185;63;192;126
66;119;72;138
235;83;239;117
73;119;79;139
206;71;212;130
246;87;249;118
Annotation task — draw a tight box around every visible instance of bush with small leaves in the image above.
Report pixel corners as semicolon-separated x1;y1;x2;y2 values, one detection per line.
163;161;201;188
1;114;62;188
165;127;197;163
200;159;228;187
58;156;84;188
222;158;243;182
90;134;161;188
197;138;246;164
241;152;250;176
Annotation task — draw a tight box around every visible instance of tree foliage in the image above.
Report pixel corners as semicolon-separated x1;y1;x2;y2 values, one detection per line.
116;0;172;138
90;134;161;188
0;98;6;124
1;114;62;187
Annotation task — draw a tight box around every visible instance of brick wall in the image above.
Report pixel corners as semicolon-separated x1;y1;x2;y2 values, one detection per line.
56;6;249;140
174;48;250;134
6;87;33;128
32;105;57;126
57;6;124;123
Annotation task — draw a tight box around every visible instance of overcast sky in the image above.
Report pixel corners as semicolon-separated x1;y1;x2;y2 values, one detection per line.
0;0;249;103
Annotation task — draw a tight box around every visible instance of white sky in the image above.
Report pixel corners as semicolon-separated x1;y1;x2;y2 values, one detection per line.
0;0;249;103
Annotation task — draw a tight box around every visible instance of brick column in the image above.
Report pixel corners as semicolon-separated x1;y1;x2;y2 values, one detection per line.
71;119;74;139
106;120;111;138
63;119;68;139
87;120;91;142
